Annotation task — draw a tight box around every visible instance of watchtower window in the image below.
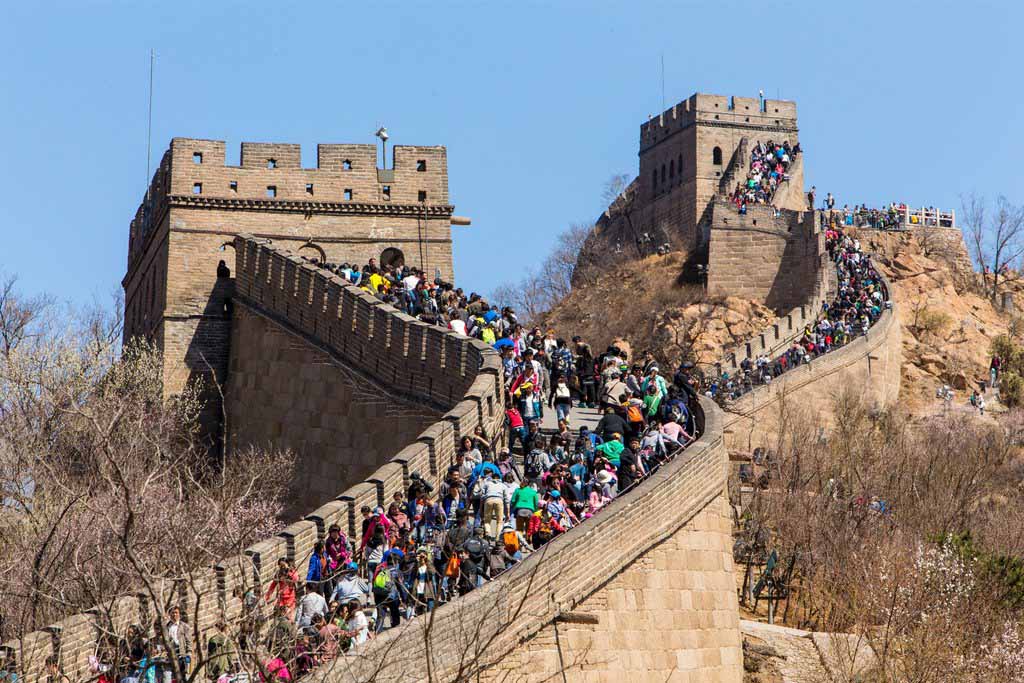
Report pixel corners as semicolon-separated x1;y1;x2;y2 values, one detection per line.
266;186;277;198
229;181;238;192
418;190;427;202
342;160;352;170
305;183;314;195
382;185;391;201
669;160;674;178
267;159;277;169
192;152;203;164
712;147;723;165
344;189;353;201
192;183;202;195
652;169;657;190
416;159;427;172
660;164;666;184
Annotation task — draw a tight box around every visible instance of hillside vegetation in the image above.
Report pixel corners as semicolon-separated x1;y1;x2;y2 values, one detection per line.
539;251;776;368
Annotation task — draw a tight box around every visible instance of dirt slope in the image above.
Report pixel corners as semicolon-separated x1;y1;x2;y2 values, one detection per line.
541;251;776;368
854;227;1023;414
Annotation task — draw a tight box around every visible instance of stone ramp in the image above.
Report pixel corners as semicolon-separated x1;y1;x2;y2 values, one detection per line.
741;620;879;683
742;620;830;683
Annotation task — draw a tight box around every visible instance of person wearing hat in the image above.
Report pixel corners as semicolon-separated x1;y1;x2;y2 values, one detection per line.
545;489;576;530
586;469;616;516
330;562;369;606
643;365;669;401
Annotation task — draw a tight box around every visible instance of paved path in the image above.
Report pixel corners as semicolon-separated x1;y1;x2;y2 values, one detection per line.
539;403;603;433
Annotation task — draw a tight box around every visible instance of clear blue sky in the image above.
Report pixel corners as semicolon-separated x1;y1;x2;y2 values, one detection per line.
1;1;1021;306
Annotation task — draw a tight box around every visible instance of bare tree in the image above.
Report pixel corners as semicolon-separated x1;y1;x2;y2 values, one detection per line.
490;222;595;326
0;277;295;683
962;193;1024;300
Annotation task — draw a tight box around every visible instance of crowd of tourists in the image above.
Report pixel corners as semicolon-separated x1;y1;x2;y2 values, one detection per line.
92;258;705;682
74;213;889;683
729;139;800;208
817;201;954;231
706;225;888;401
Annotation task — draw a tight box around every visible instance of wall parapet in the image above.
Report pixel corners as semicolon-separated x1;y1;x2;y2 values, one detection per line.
718;266;901;450
4;236;505;683
312;396;728;683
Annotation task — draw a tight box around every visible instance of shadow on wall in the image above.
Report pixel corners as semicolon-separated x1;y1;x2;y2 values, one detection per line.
183;272;235;452
763;228;818;311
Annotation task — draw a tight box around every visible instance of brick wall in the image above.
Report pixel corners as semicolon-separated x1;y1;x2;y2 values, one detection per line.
309;397;740;683
707;200;824;309
720;271;902;452
122;138;460;442
7;236;746;683
6;236;501;683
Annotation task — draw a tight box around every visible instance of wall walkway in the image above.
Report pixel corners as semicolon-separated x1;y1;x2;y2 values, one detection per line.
3;236;743;683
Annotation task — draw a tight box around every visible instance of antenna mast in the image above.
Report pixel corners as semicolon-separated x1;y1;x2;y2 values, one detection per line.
660;53;666;111
146;49;155;189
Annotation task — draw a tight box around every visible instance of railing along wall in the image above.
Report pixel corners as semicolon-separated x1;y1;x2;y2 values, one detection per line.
3;235;506;683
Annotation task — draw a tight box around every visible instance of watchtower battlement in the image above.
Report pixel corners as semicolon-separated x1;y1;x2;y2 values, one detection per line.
639;93;797;153
128;138;451;272
582;91;805;271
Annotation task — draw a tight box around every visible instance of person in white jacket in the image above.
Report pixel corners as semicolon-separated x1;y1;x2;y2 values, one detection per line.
295;582;327;629
478;471;507;539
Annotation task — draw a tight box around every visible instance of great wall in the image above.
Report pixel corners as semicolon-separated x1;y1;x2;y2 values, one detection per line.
3;92;918;682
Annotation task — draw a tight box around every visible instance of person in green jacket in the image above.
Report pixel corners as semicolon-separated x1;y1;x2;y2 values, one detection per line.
509;482;539;533
642;382;662;419
596;434;624;466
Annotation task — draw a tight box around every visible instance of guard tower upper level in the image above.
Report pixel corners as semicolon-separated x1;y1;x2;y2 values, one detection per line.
638;93;799;207
127;138;452;270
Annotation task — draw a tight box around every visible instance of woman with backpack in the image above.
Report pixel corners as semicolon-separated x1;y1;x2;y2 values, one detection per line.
370;555;405;632
509;480;539;533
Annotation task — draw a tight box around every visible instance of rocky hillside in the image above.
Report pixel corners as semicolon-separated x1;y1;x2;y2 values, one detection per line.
547;226;1013;416
541;251;776;368
859;227;1022;413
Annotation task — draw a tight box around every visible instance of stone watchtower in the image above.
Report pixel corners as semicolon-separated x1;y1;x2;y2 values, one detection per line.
589;93;803;258
122;136;466;434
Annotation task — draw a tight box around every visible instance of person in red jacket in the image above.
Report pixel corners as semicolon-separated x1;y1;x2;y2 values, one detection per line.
505;400;527;453
265;559;299;616
526;507;564;548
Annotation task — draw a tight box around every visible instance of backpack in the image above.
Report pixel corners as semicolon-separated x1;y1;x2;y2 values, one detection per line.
538;517;553;535
524;451;544;479
502;529;520;555
463;536;486;560
372;568;392;596
626;404;644;423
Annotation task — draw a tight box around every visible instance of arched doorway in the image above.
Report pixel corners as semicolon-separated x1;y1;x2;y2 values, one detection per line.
380;247;405;269
297;242;326;264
